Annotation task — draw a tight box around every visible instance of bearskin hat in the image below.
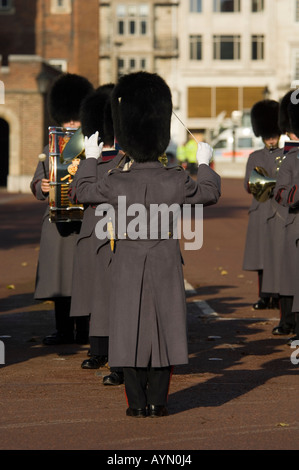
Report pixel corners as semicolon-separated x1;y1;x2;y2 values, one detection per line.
287;90;299;138
279;91;293;135
48;73;94;125
250;99;280;139
111;71;172;162
79;84;115;146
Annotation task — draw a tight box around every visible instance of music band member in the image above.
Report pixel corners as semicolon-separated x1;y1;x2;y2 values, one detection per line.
74;71;221;417
30;73;93;346
273;90;299;344
68;84;125;385
243;100;281;313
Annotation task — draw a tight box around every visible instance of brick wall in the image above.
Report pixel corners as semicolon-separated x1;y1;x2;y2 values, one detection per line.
0;0;99;191
35;0;99;86
0;0;37;65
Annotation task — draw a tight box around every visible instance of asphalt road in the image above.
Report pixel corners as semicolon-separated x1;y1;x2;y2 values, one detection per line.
0;177;298;456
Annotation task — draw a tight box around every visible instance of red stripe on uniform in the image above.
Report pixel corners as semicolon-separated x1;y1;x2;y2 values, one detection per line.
288;185;297;204
275;188;285;204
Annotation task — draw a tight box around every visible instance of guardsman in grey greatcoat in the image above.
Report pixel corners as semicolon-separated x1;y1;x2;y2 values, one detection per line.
68;84;124;385
262;91;297;335
273;90;299;344
30;73;93;345
74;71;221;417
243;100;282;311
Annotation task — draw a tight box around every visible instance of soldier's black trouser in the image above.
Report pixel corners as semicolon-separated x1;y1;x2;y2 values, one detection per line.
55;297;89;341
279;295;296;332
89;335;109;356
89;336;122;373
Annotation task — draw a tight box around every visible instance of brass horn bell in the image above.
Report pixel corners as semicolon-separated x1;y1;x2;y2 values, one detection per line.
248;166;276;202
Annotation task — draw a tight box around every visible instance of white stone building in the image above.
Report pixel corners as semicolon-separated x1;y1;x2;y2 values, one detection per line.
100;0;299;149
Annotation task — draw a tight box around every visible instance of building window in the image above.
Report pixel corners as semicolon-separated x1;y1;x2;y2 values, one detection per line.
118;20;124;34
190;0;202;12
252;0;264;12
129;20;136;35
190;35;202;60
49;59;68;72
117;57;148;78
213;0;241;12
0;0;12;10
50;0;71;14
251;35;264;60
213;35;241;60
116;4;149;36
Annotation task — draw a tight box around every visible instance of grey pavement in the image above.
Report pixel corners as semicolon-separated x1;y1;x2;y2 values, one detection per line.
0;181;298;456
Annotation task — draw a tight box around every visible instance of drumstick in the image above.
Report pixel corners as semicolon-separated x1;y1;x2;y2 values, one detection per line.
38;153;47;178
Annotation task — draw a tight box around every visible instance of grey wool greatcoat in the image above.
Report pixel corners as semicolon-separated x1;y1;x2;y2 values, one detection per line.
30;147;81;300
68;152;125;338
74;159;221;368
273;147;299;301
243;146;282;272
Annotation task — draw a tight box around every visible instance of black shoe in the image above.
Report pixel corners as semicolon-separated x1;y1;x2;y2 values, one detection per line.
42;332;74;345
126;407;147;418
253;298;270;310
103;371;124;385
148;405;169;417
272;326;294;336
287;335;299;346
81;355;108;369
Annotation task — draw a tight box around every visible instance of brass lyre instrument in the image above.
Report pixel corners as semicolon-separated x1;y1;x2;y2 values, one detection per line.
48;126;85;222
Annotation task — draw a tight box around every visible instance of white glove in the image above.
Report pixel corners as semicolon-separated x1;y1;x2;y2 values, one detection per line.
196;142;213;166
84;131;103;159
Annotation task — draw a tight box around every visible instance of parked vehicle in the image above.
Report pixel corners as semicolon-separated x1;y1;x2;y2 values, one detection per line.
212;127;262;163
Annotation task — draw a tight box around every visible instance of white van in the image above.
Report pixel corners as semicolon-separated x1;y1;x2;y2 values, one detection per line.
212;127;262;163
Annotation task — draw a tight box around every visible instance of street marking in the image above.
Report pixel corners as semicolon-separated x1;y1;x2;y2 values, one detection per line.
184;280;279;322
184;280;219;319
193;299;219;318
0;340;5;364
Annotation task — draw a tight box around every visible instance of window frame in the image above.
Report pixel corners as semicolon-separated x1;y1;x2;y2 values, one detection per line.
117;57;148;78
189;35;203;60
213;35;241;60
116;3;149;37
50;0;72;14
213;0;241;13
251;0;264;12
190;0;202;12
251;34;265;60
0;0;13;12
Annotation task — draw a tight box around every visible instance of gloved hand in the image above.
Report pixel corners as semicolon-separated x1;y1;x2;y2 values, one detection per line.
84;131;103;159
196;142;213;166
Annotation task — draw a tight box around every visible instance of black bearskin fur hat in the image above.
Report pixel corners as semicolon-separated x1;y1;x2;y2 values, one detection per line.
48;73;94;125
111;71;172;162
251;99;280;139
279;91;293;135
287;90;299;138
79;83;115;146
